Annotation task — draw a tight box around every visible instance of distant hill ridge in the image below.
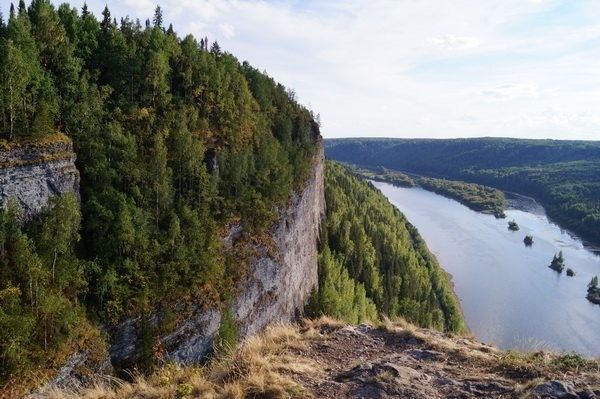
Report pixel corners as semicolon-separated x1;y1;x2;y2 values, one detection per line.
326;137;600;245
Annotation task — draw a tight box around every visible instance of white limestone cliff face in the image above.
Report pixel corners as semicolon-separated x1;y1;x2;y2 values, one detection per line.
110;142;325;368
0;138;79;218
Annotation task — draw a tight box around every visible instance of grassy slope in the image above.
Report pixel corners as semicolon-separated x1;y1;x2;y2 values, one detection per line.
37;318;600;399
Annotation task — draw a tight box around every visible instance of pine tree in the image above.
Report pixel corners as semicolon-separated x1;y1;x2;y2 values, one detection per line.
0;41;28;138
0;10;6;37
153;5;162;29
210;41;221;56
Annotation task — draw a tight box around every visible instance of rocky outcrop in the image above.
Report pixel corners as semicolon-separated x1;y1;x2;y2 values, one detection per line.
42;319;600;398
0;136;79;219
287;321;600;399
110;143;325;369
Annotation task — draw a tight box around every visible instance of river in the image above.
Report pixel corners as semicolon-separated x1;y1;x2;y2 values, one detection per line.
372;181;600;357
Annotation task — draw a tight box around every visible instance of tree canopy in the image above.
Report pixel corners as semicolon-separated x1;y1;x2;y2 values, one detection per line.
326;138;600;245
310;162;465;332
0;0;319;383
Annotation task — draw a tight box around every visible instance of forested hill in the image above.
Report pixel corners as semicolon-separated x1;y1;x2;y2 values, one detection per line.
326;138;600;245
0;0;319;386
309;162;465;333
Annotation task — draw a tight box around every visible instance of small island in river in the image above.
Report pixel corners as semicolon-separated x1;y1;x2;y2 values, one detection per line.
349;165;416;188
508;220;520;231
417;177;506;218
588;276;600;305
549;251;566;273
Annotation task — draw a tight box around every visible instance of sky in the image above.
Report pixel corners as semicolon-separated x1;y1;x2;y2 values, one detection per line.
38;0;600;139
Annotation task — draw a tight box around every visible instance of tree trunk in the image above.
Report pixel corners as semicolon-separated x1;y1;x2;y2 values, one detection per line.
52;249;57;284
8;77;14;139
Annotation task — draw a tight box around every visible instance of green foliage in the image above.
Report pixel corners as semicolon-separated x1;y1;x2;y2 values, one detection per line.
552;352;586;371
314;162;465;332
176;383;193;399
589;276;598;289
0;194;84;381
0;1;319;383
308;246;378;324
349;165;415;188
216;308;237;355
326;138;600;245
418;177;505;217
508;220;520;231
549;251;565;273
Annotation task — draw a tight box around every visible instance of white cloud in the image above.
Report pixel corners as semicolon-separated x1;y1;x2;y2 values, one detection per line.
74;0;600;140
219;23;235;39
482;83;538;99
432;34;479;50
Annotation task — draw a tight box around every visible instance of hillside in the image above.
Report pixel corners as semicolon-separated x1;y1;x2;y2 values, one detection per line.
0;0;321;390
34;318;600;399
309;162;464;332
326;138;600;245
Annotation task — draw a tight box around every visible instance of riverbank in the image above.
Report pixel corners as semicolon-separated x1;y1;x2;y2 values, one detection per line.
347;163;506;217
349;162;600;253
372;180;600;357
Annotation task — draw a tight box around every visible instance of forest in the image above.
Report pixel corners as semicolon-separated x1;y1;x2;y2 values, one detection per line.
346;164;505;217
417;177;505;218
349;165;416;188
309;162;465;333
0;0;318;383
326;138;600;244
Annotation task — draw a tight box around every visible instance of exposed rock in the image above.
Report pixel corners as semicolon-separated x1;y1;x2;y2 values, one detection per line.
162;308;222;364
26;350;112;398
0;138;79;219
530;380;578;398
284;322;599;399
109;143;325;369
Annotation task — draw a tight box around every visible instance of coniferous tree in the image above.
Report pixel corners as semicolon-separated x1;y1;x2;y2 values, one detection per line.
152;5;162;29
0;0;321;382
210;40;221;56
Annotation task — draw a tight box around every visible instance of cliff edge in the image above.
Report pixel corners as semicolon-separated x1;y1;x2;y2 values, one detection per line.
0;134;79;218
38;318;600;399
109;143;325;369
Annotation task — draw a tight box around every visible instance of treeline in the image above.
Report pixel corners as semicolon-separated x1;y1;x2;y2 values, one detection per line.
350;165;416;188
418;177;505;217
309;162;464;332
347;164;505;217
0;0;318;383
326;138;600;244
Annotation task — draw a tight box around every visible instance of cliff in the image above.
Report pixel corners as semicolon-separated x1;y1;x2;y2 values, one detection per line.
41;318;600;399
0;135;79;218
109;143;325;369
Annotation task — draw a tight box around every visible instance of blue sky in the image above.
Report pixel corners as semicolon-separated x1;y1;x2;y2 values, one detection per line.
31;0;600;139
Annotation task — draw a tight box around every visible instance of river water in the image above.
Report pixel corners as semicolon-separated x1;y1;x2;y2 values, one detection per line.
372;181;600;357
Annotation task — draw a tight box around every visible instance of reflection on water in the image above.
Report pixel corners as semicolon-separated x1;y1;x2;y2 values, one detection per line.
373;181;600;357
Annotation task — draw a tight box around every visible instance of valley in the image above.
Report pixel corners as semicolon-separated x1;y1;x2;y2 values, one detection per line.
373;180;600;356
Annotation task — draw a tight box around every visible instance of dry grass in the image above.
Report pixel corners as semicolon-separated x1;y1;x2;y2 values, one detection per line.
0;132;71;151
21;317;600;399
37;324;317;399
